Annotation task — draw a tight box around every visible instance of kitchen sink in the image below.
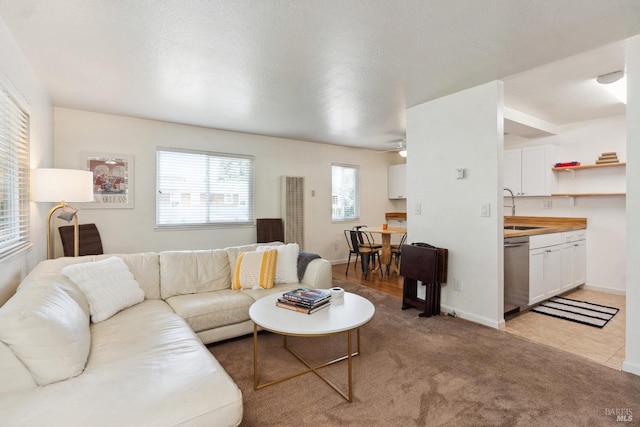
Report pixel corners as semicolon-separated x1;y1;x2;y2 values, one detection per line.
504;225;545;230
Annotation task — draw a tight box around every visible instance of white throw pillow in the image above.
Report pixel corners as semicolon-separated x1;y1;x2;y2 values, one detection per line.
256;243;299;283
0;283;90;386
62;256;145;323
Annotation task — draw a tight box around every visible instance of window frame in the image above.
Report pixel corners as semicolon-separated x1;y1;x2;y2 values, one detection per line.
0;76;31;260
331;163;360;223
155;147;255;229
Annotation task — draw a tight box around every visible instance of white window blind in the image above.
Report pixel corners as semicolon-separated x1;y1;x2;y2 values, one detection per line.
331;164;359;221
156;148;254;227
0;86;30;258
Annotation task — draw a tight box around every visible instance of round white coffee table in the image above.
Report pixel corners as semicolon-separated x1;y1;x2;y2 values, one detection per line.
249;291;375;402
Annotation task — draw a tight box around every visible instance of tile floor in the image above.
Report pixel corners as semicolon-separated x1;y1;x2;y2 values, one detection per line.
503;288;626;370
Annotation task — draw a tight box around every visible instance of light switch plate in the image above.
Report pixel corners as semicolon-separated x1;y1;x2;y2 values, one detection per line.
414;203;422;215
480;203;490;217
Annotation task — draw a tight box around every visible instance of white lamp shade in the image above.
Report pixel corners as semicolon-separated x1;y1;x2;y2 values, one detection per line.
32;168;94;203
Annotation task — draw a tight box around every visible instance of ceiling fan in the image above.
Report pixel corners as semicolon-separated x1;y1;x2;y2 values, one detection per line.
380;139;407;157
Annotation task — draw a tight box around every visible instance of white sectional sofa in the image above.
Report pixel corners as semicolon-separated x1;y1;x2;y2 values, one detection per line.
0;243;332;427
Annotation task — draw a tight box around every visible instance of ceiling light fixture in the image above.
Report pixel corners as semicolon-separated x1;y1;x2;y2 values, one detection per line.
397;138;407;157
596;70;626;104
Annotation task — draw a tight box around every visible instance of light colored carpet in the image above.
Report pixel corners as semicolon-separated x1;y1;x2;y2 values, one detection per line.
209;279;640;426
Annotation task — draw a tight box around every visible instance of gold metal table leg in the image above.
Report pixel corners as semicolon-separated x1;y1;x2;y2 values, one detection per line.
252;327;362;402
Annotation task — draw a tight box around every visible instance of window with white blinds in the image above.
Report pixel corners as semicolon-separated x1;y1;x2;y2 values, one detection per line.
0;85;30;258
156;148;254;227
331;164;359;221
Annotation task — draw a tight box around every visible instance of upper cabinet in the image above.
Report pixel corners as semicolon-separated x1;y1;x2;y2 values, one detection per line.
504;145;557;196
388;164;407;199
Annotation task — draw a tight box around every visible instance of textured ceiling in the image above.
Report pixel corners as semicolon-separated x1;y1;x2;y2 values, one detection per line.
0;0;639;151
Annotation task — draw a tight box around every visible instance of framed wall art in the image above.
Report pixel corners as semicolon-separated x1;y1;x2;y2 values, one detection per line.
81;152;134;208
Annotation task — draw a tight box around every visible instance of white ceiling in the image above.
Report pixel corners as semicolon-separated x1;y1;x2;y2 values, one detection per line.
0;1;639;151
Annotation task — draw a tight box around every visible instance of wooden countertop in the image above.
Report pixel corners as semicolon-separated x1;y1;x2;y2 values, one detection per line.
503;216;587;238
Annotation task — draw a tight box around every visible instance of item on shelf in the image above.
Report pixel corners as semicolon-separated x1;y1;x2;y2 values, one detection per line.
276;297;331;314
596;152;619;164
554;161;580;168
281;287;331;306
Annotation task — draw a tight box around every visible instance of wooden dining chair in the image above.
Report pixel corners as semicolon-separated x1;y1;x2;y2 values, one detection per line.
349;229;382;280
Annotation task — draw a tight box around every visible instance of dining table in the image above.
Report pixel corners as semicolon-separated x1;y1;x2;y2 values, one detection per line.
361;227;407;275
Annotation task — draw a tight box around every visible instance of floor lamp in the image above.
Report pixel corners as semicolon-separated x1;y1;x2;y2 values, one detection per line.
32;168;94;259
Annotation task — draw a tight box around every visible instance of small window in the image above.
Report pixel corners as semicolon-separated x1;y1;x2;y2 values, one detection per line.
0;85;30;259
332;164;359;222
156;148;254;228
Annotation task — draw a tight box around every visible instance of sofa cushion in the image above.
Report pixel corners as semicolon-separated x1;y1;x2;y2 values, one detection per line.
159;249;231;298
0;341;37;393
225;243;262;272
232;249;278;290
0;299;243;426
116;252;161;299
165;289;256;333
257;242;299;283
62;257;145;323
20;253;161;302
0;282;90;386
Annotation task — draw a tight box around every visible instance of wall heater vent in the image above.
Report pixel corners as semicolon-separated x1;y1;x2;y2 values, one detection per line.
281;176;304;249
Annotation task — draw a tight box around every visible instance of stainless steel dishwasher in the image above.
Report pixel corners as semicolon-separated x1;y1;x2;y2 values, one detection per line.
504;236;529;316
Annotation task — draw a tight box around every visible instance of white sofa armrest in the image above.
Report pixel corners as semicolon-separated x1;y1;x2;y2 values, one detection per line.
300;258;332;289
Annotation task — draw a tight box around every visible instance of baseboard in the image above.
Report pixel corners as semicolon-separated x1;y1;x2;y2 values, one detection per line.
622;360;640;378
581;283;626;296
440;303;502;330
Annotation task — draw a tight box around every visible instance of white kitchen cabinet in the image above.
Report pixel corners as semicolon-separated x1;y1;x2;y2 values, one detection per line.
560;230;586;291
529;246;562;304
528;248;545;305
529;230;586;305
561;244;574;290
504;149;522;195
529;233;563;305
504;145;557;196
572;240;587;285
388;164;406;199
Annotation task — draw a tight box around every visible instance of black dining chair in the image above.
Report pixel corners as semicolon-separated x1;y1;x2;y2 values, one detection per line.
388;232;408;275
344;229;360;275
352;225;382;250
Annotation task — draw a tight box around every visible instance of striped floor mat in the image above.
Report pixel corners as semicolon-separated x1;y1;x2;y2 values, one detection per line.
531;296;619;328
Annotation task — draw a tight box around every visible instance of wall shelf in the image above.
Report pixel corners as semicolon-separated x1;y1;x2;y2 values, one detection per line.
551;192;625;206
552;193;626;197
551;163;625;198
552;162;625;174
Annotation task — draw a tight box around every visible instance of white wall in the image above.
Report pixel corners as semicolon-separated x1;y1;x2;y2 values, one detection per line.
0;17;53;306
407;81;504;328
623;34;640;377
53;108;400;261
504;115;627;293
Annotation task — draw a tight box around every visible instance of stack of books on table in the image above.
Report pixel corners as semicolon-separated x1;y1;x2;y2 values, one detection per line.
276;288;332;314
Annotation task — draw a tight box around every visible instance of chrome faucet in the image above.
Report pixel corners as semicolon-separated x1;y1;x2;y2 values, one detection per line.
503;188;516;216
